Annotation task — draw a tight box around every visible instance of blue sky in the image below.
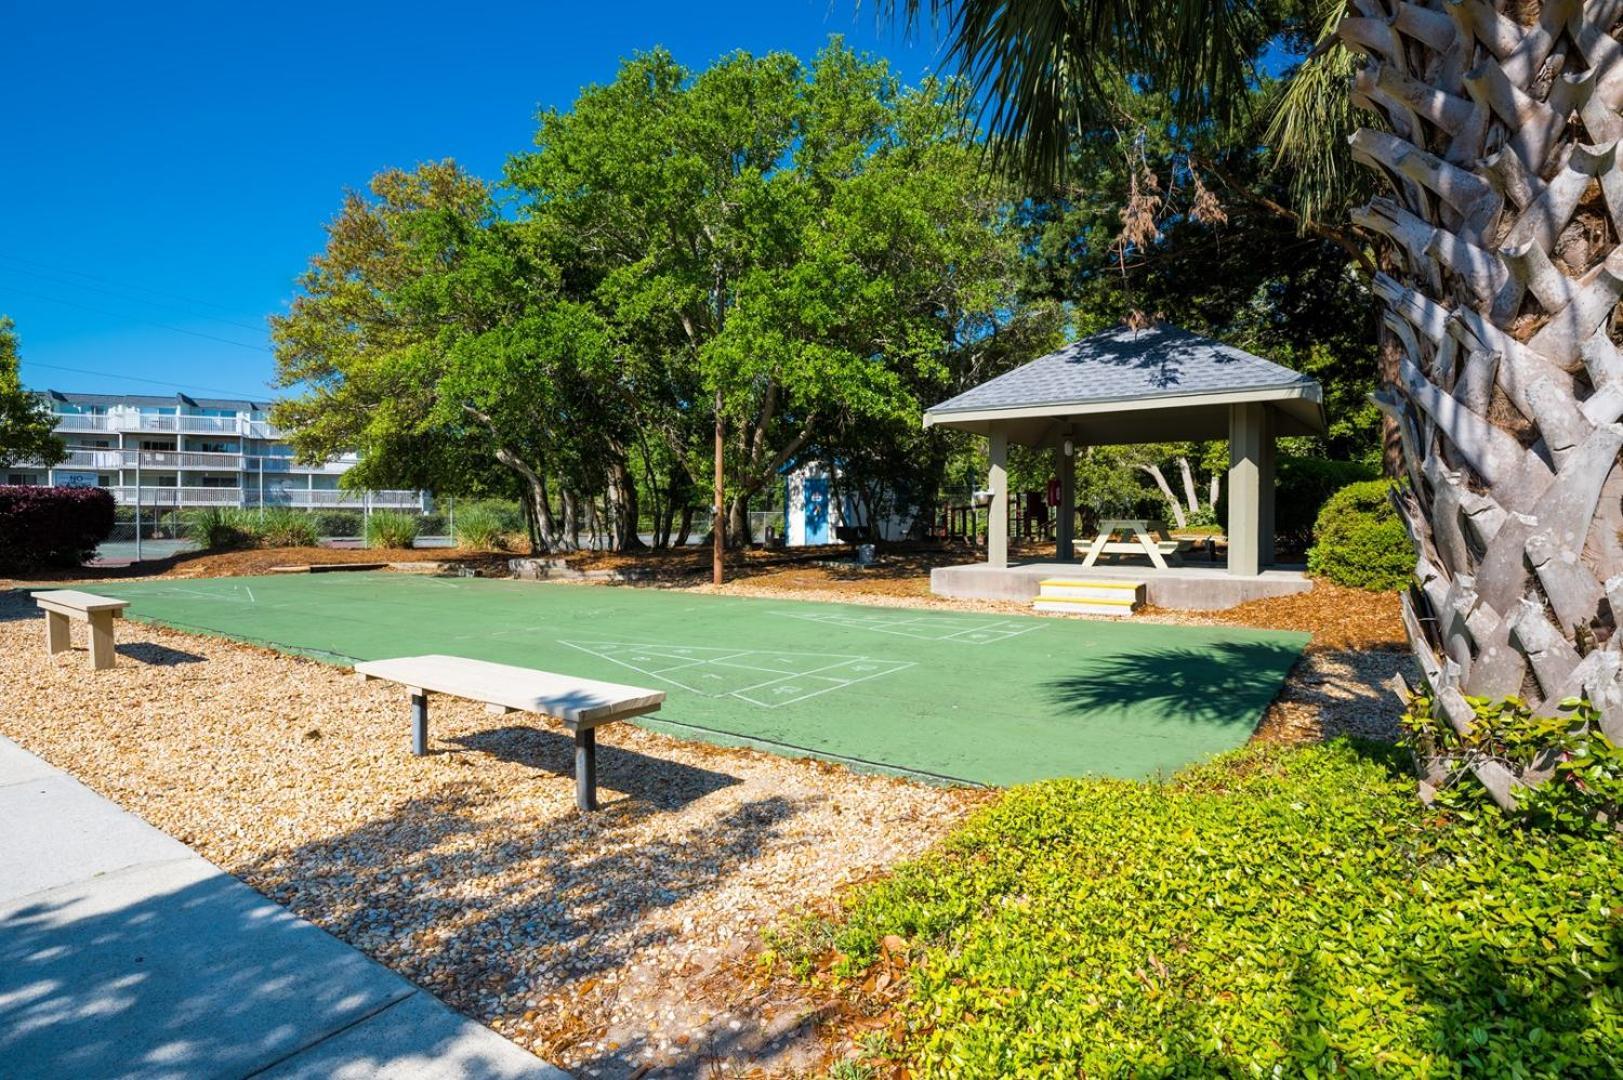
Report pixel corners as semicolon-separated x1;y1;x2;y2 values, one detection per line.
1;1;941;400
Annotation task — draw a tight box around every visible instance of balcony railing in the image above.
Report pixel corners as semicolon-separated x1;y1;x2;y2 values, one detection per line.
110;486;244;506
52;413;286;439
109;487;423;509
37;448;362;473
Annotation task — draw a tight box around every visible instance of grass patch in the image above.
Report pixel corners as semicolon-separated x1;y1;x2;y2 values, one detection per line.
793;741;1623;1077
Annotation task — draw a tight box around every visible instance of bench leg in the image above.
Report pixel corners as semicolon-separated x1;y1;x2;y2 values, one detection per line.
45;611;70;656
88;612;117;670
575;728;598;812
410;691;428;756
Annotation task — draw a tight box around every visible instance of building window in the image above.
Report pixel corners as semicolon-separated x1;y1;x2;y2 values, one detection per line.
199;476;238;488
6;474;37;485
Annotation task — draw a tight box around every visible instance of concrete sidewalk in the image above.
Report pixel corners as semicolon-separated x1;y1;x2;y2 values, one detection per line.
0;735;568;1080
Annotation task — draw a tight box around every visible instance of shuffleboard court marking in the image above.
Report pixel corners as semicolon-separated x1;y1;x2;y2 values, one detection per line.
559;640;914;708
770;608;1041;643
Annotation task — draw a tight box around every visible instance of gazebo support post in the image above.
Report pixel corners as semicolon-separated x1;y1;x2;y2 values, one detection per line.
1054;441;1074;560
987;430;1008;568
1227;402;1275;576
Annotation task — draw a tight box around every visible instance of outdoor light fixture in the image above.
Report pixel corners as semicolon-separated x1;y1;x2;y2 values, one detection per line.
1062;439;1074;456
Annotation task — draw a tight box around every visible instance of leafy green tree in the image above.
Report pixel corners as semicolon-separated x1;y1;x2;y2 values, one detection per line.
0;317;65;471
508;40;1051;545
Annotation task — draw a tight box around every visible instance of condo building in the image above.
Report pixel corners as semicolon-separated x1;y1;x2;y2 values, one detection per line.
8;391;427;511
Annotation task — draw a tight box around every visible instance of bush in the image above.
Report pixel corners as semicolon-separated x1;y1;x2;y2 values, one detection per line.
791;742;1623;1078
0;485;116;568
365;510;419;549
312;510;362;538
453;504;510;551
1404;693;1623;835
256;508;319;548
181;507;260;550
1307;479;1413;591
1216;455;1378;553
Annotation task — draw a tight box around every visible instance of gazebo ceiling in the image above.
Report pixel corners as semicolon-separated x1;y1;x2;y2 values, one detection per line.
923;324;1327;447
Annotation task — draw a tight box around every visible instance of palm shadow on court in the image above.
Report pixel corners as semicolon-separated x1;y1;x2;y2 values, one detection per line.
1042;639;1304;727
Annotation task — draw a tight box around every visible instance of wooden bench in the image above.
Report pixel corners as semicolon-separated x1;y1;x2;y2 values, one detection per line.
32;590;130;670
352;654;666;811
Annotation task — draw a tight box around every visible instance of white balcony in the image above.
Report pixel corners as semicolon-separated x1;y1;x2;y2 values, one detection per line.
56;449;245;471
110;486;244;507
253;489;423;509
52;414;112;432
51;412;287;439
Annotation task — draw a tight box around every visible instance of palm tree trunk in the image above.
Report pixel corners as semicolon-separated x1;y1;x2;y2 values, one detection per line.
1342;0;1623;804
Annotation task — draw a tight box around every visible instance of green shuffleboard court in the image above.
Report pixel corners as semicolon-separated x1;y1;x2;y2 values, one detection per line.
95;573;1308;787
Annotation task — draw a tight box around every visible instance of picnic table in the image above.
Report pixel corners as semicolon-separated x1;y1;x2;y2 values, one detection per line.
1074;518;1193;571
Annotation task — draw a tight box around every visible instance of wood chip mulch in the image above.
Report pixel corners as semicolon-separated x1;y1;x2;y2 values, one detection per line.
0;591;978;1077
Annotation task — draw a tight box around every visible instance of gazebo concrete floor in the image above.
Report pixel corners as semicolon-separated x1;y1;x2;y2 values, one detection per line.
930;560;1311;610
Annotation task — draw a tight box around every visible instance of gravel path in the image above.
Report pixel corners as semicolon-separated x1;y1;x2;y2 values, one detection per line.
0;591;976;1077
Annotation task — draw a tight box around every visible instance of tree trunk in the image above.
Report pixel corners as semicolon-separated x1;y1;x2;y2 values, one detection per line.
1139;463;1187;527
727;491;752;548
675;504;696;548
1177;456;1201;513
605;453;646;552
1342;0;1623;803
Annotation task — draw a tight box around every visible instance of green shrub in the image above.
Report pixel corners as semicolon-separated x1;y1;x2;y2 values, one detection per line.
256;508;318;548
181;506;260;549
365;510;419;549
795;741;1623;1078
1216;456;1377;552
1404;692;1623;835
458;498;524;534
1307;479;1413;591
312;510;362;538
453;504;510;551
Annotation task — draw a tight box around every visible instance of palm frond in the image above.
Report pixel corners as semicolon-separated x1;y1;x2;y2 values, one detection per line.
1261;0;1368;227
881;0;1267;187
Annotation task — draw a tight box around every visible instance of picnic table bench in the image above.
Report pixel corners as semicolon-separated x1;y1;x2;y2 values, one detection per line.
353;654;666;811
33;590;130;670
1074;518;1195;571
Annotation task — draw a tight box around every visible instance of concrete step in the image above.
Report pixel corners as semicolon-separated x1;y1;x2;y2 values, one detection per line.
1037;578;1146;602
1033;578;1145;618
1033;597;1136;617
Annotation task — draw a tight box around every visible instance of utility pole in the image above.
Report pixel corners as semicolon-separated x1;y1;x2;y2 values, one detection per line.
712;390;724;587
134;456;142;563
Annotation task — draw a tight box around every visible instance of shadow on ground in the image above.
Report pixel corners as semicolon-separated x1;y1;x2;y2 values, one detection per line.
450;725;739;811
0;867;539;1078
1043;639;1304;725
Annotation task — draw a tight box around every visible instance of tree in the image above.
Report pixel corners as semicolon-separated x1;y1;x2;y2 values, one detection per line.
507;41;1049;548
0;317;65;471
901;0;1623;809
274;41;1048;557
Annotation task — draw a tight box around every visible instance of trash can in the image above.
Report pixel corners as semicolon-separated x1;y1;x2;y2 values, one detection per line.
856;543;875;566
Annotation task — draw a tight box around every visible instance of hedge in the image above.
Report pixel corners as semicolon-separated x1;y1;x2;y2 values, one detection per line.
1307;479;1414;591
0;485;116;569
789;741;1623;1078
1215;455;1377;552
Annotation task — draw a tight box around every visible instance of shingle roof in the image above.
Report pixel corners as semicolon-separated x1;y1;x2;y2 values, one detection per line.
927;325;1317;415
45;391;273;411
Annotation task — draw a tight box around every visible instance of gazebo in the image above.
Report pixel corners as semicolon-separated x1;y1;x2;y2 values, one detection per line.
923;324;1328;608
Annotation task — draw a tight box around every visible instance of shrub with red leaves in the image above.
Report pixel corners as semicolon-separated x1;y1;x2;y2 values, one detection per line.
0;485;117;569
